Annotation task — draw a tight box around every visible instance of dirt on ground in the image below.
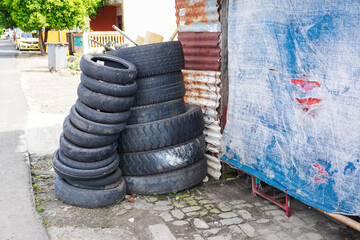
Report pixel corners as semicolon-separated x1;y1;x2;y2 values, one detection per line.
29;153;360;240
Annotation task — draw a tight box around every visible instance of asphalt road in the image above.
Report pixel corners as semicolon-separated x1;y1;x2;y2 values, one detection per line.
0;40;48;240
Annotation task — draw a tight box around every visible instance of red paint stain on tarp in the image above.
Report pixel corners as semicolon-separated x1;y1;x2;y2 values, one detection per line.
313;163;330;177
296;98;321;106
291;79;321;91
314;177;326;183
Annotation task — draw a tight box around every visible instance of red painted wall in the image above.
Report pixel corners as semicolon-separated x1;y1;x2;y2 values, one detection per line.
90;6;117;31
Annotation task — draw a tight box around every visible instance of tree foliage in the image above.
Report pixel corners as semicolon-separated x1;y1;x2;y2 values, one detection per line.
0;1;17;29
2;0;102;54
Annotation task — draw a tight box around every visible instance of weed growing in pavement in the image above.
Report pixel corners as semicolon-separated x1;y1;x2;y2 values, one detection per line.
32;183;40;191
43;220;52;227
35;197;44;213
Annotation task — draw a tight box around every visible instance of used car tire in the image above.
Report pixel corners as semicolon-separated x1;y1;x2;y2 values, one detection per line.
124;157;207;195
120;134;205;176
77;83;135;113
69;105;126;135
128;98;186;125
75;99;131;124
119;105;204;153
66;168;122;189
63;116;119;148
80;73;138;97
80;53;137;84
58;149;116;170
59;133;117;162
136;71;184;90
107;41;184;77
134;82;185;106
53;149;119;180
55;176;126;208
65;179;122;190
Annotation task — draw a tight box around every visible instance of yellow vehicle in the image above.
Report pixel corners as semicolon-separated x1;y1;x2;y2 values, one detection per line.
16;32;39;51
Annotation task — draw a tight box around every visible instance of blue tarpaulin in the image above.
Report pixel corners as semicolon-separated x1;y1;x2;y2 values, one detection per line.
222;0;360;215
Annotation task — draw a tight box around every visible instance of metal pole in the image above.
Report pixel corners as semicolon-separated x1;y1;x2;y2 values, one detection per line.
317;209;360;232
112;25;138;46
88;38;115;51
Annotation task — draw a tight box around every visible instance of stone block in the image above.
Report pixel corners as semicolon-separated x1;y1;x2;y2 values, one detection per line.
159;211;173;222
172;220;190;226
193;218;209;229
218;212;237;219
220;217;243;226
182;206;201;213
239;223;256;238
171;209;185;220
217;203;231;212
203;228;221;237
237;210;252;220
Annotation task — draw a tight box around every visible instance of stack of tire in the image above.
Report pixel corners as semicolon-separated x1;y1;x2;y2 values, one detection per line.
53;54;137;208
108;41;208;195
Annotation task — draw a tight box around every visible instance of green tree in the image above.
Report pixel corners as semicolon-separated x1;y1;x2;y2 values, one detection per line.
6;0;102;55
0;1;17;29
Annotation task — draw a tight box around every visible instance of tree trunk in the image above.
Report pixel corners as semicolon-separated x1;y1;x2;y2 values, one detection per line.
38;28;46;56
44;27;49;43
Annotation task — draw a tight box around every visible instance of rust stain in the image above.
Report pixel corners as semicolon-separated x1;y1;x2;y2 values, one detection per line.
175;0;208;26
178;32;220;71
182;69;221;84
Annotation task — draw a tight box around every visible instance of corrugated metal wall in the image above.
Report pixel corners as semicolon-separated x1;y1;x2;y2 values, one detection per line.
175;0;222;179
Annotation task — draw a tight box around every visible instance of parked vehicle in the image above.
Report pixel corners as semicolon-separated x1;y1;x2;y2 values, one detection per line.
16;32;39;51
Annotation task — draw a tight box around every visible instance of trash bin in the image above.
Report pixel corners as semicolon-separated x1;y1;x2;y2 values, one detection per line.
46;42;69;72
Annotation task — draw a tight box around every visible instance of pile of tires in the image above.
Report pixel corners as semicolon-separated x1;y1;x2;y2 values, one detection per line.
53;54;137;208
108;41;208;195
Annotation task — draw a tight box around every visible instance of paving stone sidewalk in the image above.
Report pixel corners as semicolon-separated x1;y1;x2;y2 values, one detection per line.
31;157;360;240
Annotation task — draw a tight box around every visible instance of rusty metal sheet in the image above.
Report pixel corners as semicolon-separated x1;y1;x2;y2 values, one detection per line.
175;0;220;32
178;32;220;71
183;69;222;179
206;154;221;179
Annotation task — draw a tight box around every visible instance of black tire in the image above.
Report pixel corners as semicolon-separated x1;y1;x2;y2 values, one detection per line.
63;116;119;148
58;149;116;170
65;179;122;190
80;73;138;97
124;158;207;195
136;71;184;90
75;99;131;124
119;105;204;153
107;41;184;77
120;134;205;176
77;83;135;113
69;105;126;135
59;133;117;162
128;98;186;125
55;176;126;208
80;53;137;84
134;82;185;106
66;168;122;189
53;149;119;180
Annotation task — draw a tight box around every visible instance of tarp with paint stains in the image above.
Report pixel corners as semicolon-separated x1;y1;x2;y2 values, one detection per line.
221;0;360;215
